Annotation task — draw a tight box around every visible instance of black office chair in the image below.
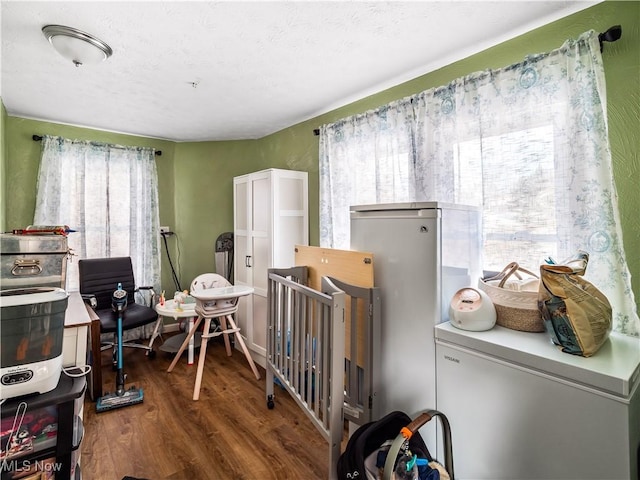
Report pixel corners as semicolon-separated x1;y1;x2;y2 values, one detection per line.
79;257;161;364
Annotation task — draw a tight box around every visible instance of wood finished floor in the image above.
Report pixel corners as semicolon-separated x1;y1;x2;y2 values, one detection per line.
81;335;335;480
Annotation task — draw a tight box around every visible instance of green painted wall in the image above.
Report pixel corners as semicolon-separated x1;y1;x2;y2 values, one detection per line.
4;1;639;312
170;140;258;288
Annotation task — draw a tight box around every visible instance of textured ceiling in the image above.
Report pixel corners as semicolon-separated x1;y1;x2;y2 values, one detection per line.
1;1;599;142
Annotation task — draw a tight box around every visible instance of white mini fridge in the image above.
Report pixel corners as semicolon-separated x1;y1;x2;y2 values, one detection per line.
350;202;482;450
435;322;640;480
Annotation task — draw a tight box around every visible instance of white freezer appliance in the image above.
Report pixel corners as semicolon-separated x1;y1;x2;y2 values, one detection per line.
435;321;640;480
350;202;482;449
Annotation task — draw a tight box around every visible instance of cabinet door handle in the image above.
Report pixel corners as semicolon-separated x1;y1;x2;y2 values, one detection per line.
245;256;252;268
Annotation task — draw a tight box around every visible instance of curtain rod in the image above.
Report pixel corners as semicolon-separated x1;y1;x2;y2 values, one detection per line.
32;135;163;156
312;25;622;137
599;24;622;52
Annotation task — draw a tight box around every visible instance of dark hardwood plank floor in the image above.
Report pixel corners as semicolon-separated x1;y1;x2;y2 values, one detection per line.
81;335;335;479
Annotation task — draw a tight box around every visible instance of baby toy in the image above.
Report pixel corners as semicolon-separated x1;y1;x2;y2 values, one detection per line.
174;290;189;311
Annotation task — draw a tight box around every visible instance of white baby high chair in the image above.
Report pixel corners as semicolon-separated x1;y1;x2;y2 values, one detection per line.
167;273;261;400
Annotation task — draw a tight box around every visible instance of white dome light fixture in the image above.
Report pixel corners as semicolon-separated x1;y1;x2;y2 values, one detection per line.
42;25;113;67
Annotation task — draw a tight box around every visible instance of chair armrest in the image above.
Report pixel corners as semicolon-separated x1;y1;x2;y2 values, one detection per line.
135;286;156;307
81;294;98;309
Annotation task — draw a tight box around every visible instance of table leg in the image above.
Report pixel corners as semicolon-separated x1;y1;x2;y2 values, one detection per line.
148;314;163;351
187;316;195;365
168;315;203;373
193;317;212;401
219;315;234;356
225;315;261;380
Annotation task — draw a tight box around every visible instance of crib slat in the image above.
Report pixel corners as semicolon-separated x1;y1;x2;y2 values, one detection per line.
319;301;327;427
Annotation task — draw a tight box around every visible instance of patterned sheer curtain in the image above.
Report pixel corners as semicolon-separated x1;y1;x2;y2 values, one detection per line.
34;135;161;296
319;30;639;335
319;101;417;248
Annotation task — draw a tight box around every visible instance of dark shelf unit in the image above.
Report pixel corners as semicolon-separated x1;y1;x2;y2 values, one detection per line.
1;374;86;480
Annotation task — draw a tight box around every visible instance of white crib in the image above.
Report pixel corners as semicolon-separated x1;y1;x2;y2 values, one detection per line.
266;266;381;479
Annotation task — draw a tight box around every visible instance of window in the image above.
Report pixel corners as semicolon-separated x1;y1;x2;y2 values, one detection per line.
34;136;161;293
320;30;639;334
454;125;557;271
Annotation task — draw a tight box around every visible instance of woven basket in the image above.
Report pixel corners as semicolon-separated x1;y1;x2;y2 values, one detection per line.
478;262;545;333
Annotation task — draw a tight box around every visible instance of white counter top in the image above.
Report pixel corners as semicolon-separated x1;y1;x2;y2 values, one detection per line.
435;321;640;397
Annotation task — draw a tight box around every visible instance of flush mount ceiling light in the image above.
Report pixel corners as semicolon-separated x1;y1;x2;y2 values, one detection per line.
42;24;113;67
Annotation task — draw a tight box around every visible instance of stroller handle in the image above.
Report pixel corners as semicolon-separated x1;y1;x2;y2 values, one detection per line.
383;409;454;480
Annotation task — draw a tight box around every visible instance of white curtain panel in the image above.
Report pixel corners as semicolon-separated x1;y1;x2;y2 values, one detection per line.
319;30;638;335
34;135;162;297
319;101;417;249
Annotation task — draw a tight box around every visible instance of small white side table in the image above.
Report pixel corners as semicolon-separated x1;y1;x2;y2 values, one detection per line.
156;299;199;365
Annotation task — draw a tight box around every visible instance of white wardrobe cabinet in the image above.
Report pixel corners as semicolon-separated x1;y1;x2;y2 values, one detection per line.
233;168;308;367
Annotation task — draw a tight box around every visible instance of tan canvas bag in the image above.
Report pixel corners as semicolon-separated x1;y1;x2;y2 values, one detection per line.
538;251;612;357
